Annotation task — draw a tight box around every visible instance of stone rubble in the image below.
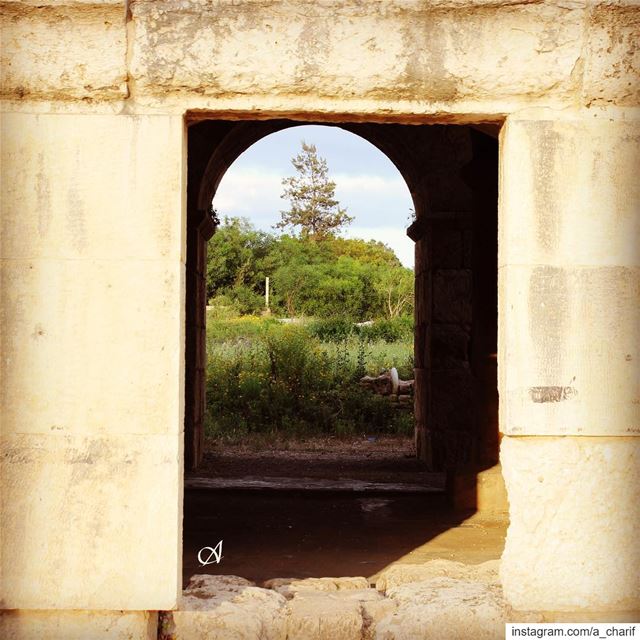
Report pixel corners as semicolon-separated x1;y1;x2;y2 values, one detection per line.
166;561;542;640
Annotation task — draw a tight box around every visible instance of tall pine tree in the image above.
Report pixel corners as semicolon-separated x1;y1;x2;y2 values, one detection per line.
277;142;353;239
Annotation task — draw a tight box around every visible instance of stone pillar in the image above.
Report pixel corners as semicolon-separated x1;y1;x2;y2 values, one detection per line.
0;113;185;617
409;126;475;472
184;207;217;471
499;110;640;612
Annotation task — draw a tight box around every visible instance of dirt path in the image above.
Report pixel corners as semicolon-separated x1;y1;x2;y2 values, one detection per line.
190;435;445;488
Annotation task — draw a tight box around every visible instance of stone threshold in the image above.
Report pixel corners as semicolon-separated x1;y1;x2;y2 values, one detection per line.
184;475;444;493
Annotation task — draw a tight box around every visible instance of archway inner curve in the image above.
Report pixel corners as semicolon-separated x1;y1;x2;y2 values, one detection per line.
186;117;498;483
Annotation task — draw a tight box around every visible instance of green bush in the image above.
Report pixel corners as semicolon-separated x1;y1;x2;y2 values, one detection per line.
206;315;279;343
207;293;240;319
205;317;414;439
307;317;355;342
206;217;414;320
356;316;413;343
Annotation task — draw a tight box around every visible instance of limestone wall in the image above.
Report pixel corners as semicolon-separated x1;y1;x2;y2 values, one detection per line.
1;113;186;611
498;109;640;611
2;1;639;116
1;0;639;633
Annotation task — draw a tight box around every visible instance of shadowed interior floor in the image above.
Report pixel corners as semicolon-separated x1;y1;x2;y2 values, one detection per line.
182;488;507;587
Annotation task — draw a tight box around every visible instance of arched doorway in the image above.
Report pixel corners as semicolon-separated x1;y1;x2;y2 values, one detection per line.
186;118;499;482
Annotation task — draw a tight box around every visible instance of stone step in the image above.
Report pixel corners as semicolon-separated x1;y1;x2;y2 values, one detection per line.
184;475;444;494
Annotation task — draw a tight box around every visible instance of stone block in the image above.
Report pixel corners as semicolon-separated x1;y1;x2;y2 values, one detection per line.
0;433;183;610
500;116;640;269
0;4;126;101
376;576;510;640
433;270;472;324
500;436;640;612
1;113;185;262
431;370;474;432
499;263;639;436
167;575;287;640
0;258;184;437
582;3;640;107
431;229;465;269
168;577;397;640
0;610;157;640
130;1;585;108
447;465;509;514
285;592;363;640
432;324;470;370
263;576;369;599
376;559;501;592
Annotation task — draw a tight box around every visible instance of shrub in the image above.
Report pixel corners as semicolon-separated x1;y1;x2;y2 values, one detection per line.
356;315;413;343
207;293;240;319
307;317;355;342
205;317;414;438
205;315;278;343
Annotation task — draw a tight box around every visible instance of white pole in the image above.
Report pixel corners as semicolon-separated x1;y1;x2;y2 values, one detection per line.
265;276;270;310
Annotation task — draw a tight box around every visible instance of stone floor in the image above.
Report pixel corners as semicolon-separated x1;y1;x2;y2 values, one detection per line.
183;487;507;586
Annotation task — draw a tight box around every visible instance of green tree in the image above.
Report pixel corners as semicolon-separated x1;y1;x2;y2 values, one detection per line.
206;217;414;320
374;266;414;318
206;216;273;300
325;237;401;268
277;142;353;239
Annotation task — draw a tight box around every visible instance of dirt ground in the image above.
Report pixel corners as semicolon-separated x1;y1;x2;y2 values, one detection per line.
191;435;444;487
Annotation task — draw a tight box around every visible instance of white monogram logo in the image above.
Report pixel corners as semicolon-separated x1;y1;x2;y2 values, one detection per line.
197;540;224;566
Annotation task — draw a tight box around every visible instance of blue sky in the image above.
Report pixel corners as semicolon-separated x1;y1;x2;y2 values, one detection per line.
212;125;415;267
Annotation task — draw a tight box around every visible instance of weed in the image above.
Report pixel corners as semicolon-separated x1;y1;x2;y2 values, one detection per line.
205;314;414;439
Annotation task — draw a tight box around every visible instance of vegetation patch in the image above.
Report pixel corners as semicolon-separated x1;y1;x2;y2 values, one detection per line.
205;317;414;441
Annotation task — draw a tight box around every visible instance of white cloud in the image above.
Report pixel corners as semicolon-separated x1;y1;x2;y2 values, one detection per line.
333;173;408;194
214;169;283;216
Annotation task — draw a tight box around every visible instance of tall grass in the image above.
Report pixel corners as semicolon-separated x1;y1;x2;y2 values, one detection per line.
205;316;414;440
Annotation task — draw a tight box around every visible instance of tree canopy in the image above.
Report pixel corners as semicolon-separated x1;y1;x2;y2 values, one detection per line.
276;142;353;239
207;216;413;320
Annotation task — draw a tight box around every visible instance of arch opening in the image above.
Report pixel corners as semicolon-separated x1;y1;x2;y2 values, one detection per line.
183;117;502;586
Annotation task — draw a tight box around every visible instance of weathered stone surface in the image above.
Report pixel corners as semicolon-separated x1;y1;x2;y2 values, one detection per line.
433;270;473;325
431;229;465;268
264;576;370;599
0;3;126;101
1;114;185;439
432;324;470;370
499;114;640;438
1;258;185;437
0;610;157;640
376;576;510;640
582;3;640;107
500;264;639;436
500;117;640;269
376;559;501;592
130;0;586;110
431;370;474;431
0;433;182;610
283;587;396;640
285;591;363;640
501;436;640;612
1;113;185;262
184;574;256;598
1;0;637;113
359;596;398;640
168;575;287;640
448;464;509;514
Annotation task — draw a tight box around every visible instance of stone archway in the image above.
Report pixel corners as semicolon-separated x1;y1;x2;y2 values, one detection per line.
1;1;638;633
185;119;501;505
